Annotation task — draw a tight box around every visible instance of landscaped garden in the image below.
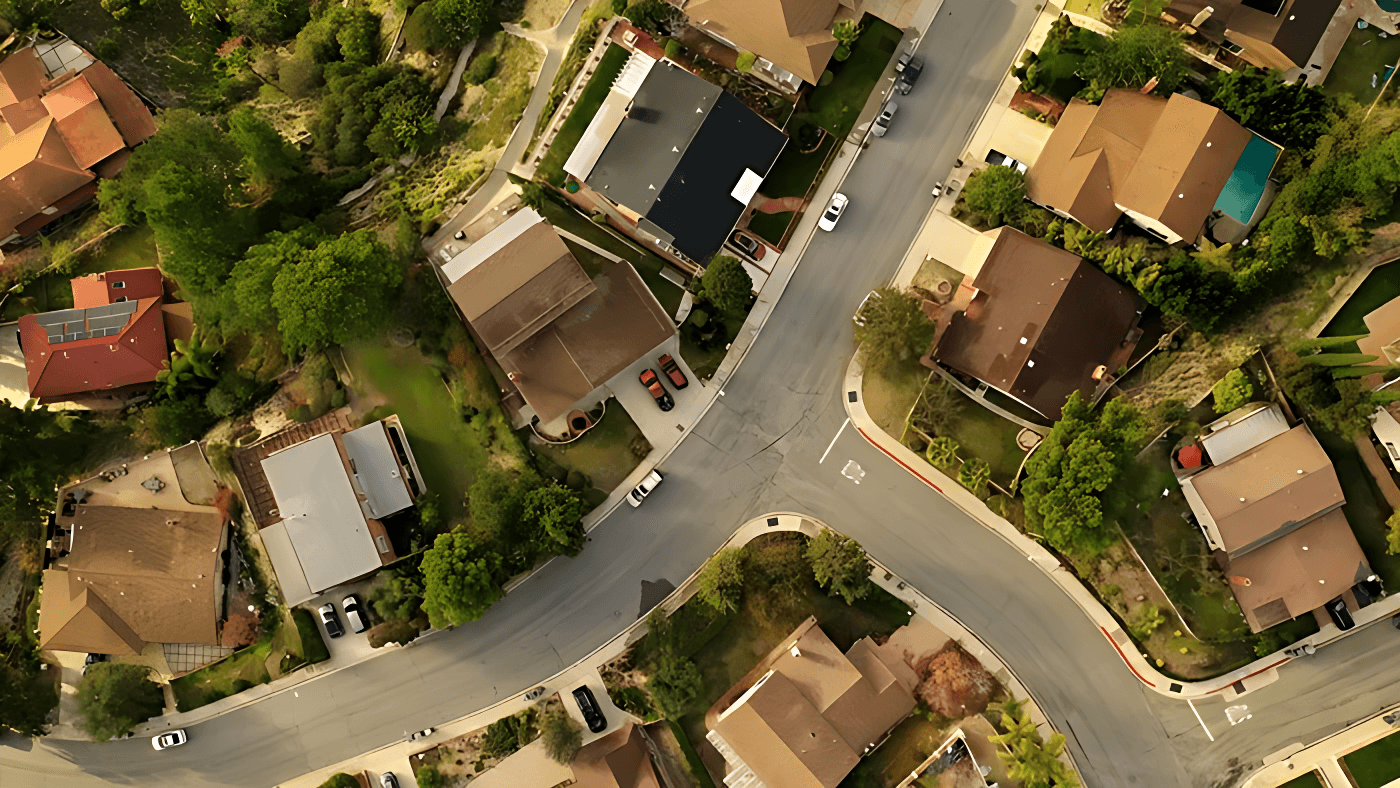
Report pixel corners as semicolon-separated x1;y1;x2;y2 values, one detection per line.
802;18;903;139
537;42;629;186
524;402;650;507
1344;731;1400;788
747;132;837;246
1324;24;1400;104
170;609;328;712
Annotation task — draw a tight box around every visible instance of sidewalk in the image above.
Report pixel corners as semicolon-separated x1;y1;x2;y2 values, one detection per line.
1243;704;1400;788
842;351;1400;698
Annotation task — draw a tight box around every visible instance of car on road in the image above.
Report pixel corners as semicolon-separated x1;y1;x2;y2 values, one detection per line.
658;354;688;389
872;101;898;137
523;686;547;701
151;730;187;751
573;686;607;733
818;193;848;232
318;603;344;639
380;773;399;788
730;232;765;260
895;53;923;95
627;470;664;508
343;594;368;634
639;369;674;411
1325;597;1355;631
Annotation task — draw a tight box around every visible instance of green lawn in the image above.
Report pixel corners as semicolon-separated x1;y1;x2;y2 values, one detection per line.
1315;428;1400;589
1324;25;1400;104
1344;731;1400;788
679;305;745;381
747;212;791;247
291;608;330;664
524;402;648;499
804;18;902;138
344;342;500;524
943;400;1027;487
459;33;544;152
746;133;837;246
538;199;685;315
1278;771;1325;788
1321;260;1400;342
3;225;158;321
839;715;952;788
538;43;630;186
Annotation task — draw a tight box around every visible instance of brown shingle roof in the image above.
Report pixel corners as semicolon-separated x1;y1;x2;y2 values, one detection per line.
1227;509;1368;631
0;48;45;107
0;117;94;237
1359;297;1400;366
931;228;1143;418
571;723;663;788
686;0;841;84
42;75;126;169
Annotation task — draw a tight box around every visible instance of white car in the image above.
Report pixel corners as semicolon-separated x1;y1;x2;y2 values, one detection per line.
872;101;898;137
627;470;664;508
151;729;187;751
818;193;848;232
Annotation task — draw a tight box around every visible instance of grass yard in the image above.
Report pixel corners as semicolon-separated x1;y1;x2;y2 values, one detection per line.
747;133;837;246
169;609;325;712
1279;772;1325;788
458;33;544;152
1315;428;1400;589
291;607;330;664
524;402;648;501
862;358;926;435
344;342;518;525
538;199;685;314
1321;260;1400;342
1324;25;1400;104
1344;731;1400;788
804;18;902;138
2;225;158;321
679;305;745;381
538;43;630;186
838;715;953;788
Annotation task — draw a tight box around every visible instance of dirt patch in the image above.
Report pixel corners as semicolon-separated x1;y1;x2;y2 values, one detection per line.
410;698;559;782
752;195;808;214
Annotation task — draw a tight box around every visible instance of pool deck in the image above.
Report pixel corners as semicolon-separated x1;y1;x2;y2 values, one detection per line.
1300;0;1400;86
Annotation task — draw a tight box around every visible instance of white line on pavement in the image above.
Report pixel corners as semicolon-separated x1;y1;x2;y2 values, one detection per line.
821;418;850;464
1188;698;1215;742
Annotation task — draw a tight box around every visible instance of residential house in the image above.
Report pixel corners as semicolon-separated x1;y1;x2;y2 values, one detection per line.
231;410;425;606
0;44;156;244
1354;296;1400;469
565;52;787;267
706;617;918;788
1025;89;1281;244
439;207;677;430
570;722;664;788
1176;403;1371;632
17;267;194;406
683;0;856;91
1162;0;1343;73
925;227;1144;419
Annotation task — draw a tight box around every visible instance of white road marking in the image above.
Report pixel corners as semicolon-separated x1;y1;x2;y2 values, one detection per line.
820;418;851;464
841;460;865;484
1187;698;1215;742
1226;705;1252;726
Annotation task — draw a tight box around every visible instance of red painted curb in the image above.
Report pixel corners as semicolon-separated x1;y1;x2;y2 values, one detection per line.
854;426;944;494
1099;626;1157;688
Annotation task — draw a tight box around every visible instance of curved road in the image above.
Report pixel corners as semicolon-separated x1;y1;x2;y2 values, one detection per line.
7;0;1400;785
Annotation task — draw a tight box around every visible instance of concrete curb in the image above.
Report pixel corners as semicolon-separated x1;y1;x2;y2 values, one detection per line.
842;353;1400;699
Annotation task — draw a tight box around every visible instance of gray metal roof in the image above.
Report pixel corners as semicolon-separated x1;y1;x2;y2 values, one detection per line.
342;421;413;519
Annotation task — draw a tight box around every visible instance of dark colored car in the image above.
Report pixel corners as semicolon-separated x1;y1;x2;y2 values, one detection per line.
1355;576;1384;607
731;233;765;260
318;603;344;639
639;369;674;411
573;686;607;733
658;354;688;389
82;653;107;675
1325;597;1355;631
895;53;924;95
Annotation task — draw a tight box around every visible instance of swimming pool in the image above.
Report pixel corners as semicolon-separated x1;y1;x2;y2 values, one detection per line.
1214;135;1281;224
1378;0;1400;13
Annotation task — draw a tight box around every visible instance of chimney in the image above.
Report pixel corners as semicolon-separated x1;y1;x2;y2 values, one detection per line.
1191;6;1214;26
1229;576;1252;586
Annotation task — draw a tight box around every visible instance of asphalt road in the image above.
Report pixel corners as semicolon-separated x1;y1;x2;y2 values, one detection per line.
8;0;1400;785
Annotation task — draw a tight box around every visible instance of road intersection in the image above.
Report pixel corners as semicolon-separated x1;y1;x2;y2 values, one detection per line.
5;0;1400;786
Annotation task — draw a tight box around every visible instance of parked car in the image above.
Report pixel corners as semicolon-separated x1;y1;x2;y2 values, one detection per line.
872;101;898;137
895;53;924;94
436;247;453;263
931;182;943;198
151;730;187;751
1355;576;1384;607
318;603;344;639
342;594;368;634
818;193;849;232
627;470;664;508
408;728;434;741
82;653;106;675
453;230;466;240
639;369;674;411
380;773;399;788
523;686;547;701
1325;597;1355;631
658;354;688;389
730;232;765;260
573;686;607;733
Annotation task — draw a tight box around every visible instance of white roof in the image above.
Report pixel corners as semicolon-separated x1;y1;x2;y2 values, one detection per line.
563;89;630;183
342;422;413;519
442;208;545;283
731;169;763;204
613;50;656;98
261;433;383;598
1373;406;1400;473
1200;403;1289;465
259;521;313;605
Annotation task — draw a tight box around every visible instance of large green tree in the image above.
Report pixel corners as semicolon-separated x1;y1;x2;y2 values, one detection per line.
1211;369;1254;414
227;225;324;331
805;530;872;604
228;107;303;189
272;229;404;355
0;402;87;547
432;0;491;45
229;0;310;43
961;166;1027;228
647;652;704;718
701;256;753;315
854;287;935;373
989;700;1080;788
1081;25;1190;95
695;547;745;614
310;64;437;167
421;531;505;628
1209;67;1335;150
521;484;587;557
539;705;583;763
77;664;165;741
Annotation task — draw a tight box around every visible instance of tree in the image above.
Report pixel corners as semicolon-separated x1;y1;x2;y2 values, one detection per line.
916;642;998;718
926;436;959;468
647;652;704;718
832;19;861;46
735;51;755;72
1210;68;1335;150
371;562;427;623
433;0;490;44
521;484;587;557
77;663;165;740
481;710;534;758
221;612;260;647
1387;511;1400;555
421;531;505;628
0;660;58;737
744;532;811;605
180;0;222;26
272;229;404;355
415;766;447;788
316;775;360;788
230;0;310;43
1082;25;1190;94
990;703;1080;788
367;619;423;648
701;256;753;315
136;396;219;447
405;1;452;51
958;457;991;496
0;401;89;548
1211;369;1254;414
961;165;1026;228
806;530;872;604
520;180;549;211
696;548;745;614
540;705;583;763
469;466;539;548
311;65;437;167
1276;351;1400;436
1127;604;1167;640
854;287;935;373
229;107;303;189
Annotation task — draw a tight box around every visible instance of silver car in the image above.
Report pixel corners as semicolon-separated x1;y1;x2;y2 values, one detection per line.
627;470;664;508
872;101;898;137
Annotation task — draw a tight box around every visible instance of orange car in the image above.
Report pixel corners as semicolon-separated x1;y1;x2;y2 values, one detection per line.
658;354;688;389
639;369;674;411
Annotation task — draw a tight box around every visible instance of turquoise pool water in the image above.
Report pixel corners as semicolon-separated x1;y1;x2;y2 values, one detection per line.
1214;135;1281;224
1378;0;1400;13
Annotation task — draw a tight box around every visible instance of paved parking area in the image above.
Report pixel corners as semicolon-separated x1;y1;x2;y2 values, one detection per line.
303;578;382;666
601;334;707;460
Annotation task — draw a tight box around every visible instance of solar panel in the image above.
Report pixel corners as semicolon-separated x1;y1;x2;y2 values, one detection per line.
34;300;136;345
87;314;129;331
111;300;137;315
35;309;84;327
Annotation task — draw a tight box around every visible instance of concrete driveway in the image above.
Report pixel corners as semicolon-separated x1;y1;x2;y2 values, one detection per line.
599;335;703;459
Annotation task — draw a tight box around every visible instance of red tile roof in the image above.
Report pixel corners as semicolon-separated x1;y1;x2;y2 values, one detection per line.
70;267;164;308
77;62;155;147
43;76;125;169
0;118;95;237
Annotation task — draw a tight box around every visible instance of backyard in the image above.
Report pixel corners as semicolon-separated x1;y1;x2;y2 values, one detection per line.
2;225;158;321
1324;25;1400;104
170;609;327;712
1344;731;1400;788
1315;428;1400;590
747;133;837;246
839;714;954;788
1321;260;1400;342
537;42;629;186
523;402;649;507
1279;773;1325;788
802;18;903;139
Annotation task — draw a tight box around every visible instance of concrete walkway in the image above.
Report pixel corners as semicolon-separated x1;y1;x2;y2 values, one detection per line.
433;41;476;122
1244;704;1400;787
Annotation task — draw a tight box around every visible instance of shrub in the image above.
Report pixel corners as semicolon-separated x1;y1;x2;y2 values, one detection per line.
317;775;360;788
416;766;446;788
464;52;498;85
915;642;997;718
540;706;582;763
735;51;755;72
367;619;424;648
1127;604;1166;640
664;38;683;60
818;69;834;87
278;53;320;99
696;548;745;613
1387;511;1400;555
1212;369;1254;414
405;1;451;51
